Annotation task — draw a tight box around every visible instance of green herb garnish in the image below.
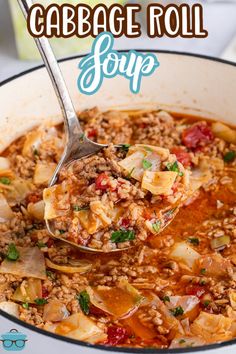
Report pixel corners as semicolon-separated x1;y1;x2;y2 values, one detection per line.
170;306;184;317
77;290;90;315
59;229;66;234
33;149;39;156
36;241;46;249
73;205;89;212
6;244;20;261
224;151;236;163
126;167;135;180
142;159;152;170
120;144;131;152
46;270;56;280
34;298;48;306
179;339;186;344
143;146;153;152
152;221;161;233
199;280;206;285
0;177;11;185
22;303;29;310
163;296;170;303
203;300;210;307
111;229;135;243
166;161;183;177
200;268;206;275
188;237;199;246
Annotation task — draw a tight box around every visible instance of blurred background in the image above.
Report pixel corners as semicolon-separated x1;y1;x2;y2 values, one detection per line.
1;0;236;82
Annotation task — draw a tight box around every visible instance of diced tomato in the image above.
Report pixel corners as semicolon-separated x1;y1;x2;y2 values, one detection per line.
42;287;49;298
88;129;98;139
105;326;129;346
46;238;54;248
140;123;147;129
95;173;110;191
182;122;214;149
185;285;205;298
171;147;192;168
121;218;130;228
26;192;41;204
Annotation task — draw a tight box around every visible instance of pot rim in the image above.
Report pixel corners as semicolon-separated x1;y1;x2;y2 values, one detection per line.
0;50;236;353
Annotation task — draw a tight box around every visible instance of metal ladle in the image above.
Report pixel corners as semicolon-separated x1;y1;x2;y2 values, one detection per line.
18;0;181;253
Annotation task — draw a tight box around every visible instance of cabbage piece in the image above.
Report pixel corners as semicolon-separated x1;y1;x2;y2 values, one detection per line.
27;200;45;221
212;122;236;144
0;301;19;318
170;336;205;348
170;242;201;269
55;312;107;343
210;235;230;251
77;209;102;234
43;299;69;322
0;194;14;222
132;144;170;160
142;171;178;195
33;162;56;185
12;278;42;303
6;179;33;204
125;314;158;340
43;182;70;220
118;150;146;181
191;312;233;343
195;254;232;278
0;247;46;279
0;157;10;171
90;200;112;226
87;281;144;319
22;130;43;157
45;258;92;274
166;296;200;321
229;290;236;310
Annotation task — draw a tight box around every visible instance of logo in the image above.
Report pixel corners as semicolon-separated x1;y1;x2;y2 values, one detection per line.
0;329;28;351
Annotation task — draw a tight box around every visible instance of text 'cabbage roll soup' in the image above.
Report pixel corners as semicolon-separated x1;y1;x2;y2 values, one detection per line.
0;108;235;349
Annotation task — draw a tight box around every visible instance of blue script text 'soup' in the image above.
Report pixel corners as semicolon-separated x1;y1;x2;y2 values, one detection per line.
77;32;160;95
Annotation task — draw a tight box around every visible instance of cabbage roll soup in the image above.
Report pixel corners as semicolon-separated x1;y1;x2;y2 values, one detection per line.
0;108;235;349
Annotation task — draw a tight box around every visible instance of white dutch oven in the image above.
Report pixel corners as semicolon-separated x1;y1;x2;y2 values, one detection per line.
0;51;236;354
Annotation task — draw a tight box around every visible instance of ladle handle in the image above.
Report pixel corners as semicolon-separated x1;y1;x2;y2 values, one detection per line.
18;0;84;142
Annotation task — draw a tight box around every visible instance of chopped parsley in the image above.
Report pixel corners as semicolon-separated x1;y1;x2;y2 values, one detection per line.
203;300;210;307
59;229;66;234
0;177;11;185
188;237;199;246
163;296;170;303
46;270;56;280
143;146;153;152
22;303;29;310
166;161;183;177
34;298;48;306
36;241;46;249
126;167;135;180
73;205;89;212
152;221;161;233
199;280;206;286
77;290;90;315
79;133;85;142
142;159;152;170
111;229;135;243
6;244;20;261
170;306;184;317
33;149;39;156
179;339;186;344
224;151;236;163
200;268;206;275
120;144;131;152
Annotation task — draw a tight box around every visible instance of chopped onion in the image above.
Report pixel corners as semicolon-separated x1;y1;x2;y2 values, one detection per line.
45;258;92;274
0;193;14;222
170;242;200;269
77;209;101;234
212;122;236;144
0;301;19;318
142;171;178;196
0;157;10;171
43;299;69;322
0;247;46;279
12;278;42;303
33;162;56;185
87;281;144;319
55;312;107;343
27;200;45;221
210;235;230;251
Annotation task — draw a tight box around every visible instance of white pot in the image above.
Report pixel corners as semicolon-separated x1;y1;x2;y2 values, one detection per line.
0;51;236;354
